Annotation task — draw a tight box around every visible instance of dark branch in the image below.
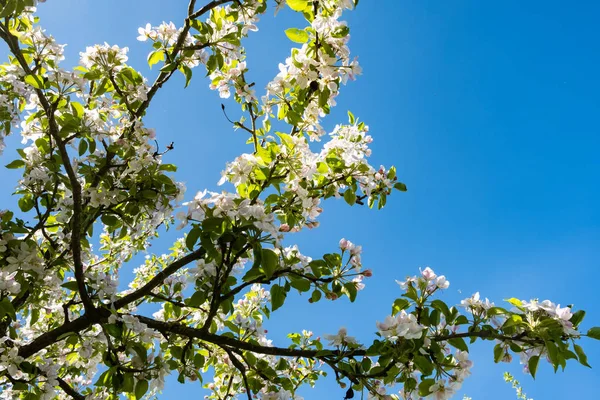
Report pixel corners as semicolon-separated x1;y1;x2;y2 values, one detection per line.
57;377;85;400
113;248;206;309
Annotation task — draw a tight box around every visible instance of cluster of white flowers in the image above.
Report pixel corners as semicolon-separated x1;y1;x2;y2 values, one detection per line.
282;245;313;273
397;350;473;400
376;310;423;340
460;291;494;315
86;269;119;302
0;270;21;295
80;43;129;71
263;1;361;139
137;21;178;45
178;190;278;237
520;299;578;335
0;344;24;380
323;326;359;347
202;1;264;102
21;25;65;69
339;238;363;269
218;152;259;186
398;266;450;294
230;285;271;343
3;240;44;276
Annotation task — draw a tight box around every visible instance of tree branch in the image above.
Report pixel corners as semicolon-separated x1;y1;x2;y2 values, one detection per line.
114;248;206;308
0;23;93;314
57;377;85;400
190;0;233;19
135;315;367;359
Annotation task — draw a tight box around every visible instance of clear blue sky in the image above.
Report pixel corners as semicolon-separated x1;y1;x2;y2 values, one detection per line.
1;1;599;399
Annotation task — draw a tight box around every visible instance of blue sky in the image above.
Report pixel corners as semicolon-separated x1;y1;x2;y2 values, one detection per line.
1;0;599;399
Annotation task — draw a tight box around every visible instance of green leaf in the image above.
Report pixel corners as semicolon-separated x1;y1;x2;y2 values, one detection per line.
448;337;468;352
18;195;34;212
347;110;355;124
101;214;119;227
574;344;591;368
95;369;113;387
12;381;28;391
147;50;165;68
104;323;122;340
413;355;434;376
343;190;356;206
261;248;279;279
505;298;523;308
0;298;16;321
187;290;206;307
5;159;25;169
310;290;322;303
493;343;503;363
71;101;85;118
270;284;286;311
587;327;600;340
284;28;309;43
194;353;205;369
160;164;178;172
545;340;559;369
528;355;540;379
179;65;193;88
186;227;201;251
161;62;178;72
502;314;523;329
394;182;407;192
78;139;88;156
61;281;79;291
0;0;17;18
289;277;310;292
24;74;44;89
418;378;436;397
122;372;135;393
332;25;350;38
287;0;309;11
430;299;450;318
343;281;358;302
569;309;585;328
135;379;149;399
392;298;410;315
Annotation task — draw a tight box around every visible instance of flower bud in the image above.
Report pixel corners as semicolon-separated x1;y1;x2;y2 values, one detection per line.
279;223;290;232
339;238;349;250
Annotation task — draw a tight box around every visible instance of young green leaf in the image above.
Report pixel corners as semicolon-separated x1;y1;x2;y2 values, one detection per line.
147;50;165;68
284;28;309;43
287;0;309;11
587;327;600;340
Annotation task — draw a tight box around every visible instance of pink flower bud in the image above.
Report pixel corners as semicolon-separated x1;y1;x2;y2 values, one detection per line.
339;238;349;250
279;223;290;232
363;269;373;277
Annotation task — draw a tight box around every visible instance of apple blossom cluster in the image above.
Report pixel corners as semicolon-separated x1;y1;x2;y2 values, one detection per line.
263;0;362;139
376;310;423;341
178;189;279;238
323;326;359;347
217;120;400;230
398;266;450;294
0;1;596;400
520;299;578;336
136;1;267;102
204;1;265;102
